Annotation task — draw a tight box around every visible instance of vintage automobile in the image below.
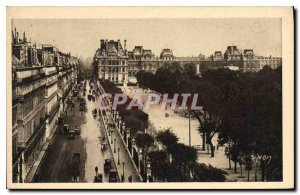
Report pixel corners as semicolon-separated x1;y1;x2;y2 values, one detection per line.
80;105;86;112
63;124;70;134
104;159;112;173
87;94;93;101
68;129;75;139
67;97;73;104
73;90;78;97
74;126;80;134
71;153;81;177
108;170;118;182
58;117;64;126
47;139;54;151
100;137;107;150
92;109;97;118
93;174;103;183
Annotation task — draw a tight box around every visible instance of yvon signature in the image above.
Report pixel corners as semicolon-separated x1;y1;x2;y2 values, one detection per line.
251;155;272;165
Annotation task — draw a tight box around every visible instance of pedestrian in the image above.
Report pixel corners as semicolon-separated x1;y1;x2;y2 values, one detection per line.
149;175;153;182
128;174;132;182
95;166;98;176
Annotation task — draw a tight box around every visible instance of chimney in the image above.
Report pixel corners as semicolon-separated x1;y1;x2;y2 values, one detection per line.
100;39;104;48
16;32;19;44
14;28;17;43
124;39;127;51
12;30;14;44
23;31;26;42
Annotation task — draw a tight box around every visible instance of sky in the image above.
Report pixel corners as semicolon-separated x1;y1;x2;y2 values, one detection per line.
11;19;282;59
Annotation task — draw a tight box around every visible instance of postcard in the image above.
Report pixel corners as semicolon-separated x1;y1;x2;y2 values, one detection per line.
6;6;294;189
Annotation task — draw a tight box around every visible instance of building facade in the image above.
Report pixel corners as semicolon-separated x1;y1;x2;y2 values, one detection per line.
93;40;282;85
11;28;78;183
93;39;128;85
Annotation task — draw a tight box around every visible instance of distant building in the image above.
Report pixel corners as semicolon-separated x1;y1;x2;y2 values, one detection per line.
93;39;128;85
92;39;282;84
213;51;223;61
128;46;159;78
160;48;174;61
255;55;282;71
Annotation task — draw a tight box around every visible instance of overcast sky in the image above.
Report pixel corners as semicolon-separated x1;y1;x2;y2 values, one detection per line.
12;19;282;59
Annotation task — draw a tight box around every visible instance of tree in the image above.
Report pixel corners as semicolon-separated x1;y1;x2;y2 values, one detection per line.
193;80;222;157
148;150;169;180
124;115;145;136
156;128;179;151
135;132;154;150
183;63;196;78
168;143;198;173
244;155;253;182
191;163;228;182
135;132;155;176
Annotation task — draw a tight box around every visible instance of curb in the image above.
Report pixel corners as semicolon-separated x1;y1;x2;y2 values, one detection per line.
97;82;143;182
98;110;120;182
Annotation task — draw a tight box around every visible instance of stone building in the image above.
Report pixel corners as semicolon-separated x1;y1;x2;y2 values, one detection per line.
11;28;78;183
127;46;159;78
213;51;223;61
252;55;282;71
93;39;282;85
93;39;128;85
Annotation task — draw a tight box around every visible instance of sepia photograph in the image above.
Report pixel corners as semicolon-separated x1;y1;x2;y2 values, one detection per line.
6;6;294;189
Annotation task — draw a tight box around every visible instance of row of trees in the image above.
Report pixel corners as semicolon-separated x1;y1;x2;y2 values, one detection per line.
136;62;282;181
100;79;149;135
149;129;227;182
100;79;227;182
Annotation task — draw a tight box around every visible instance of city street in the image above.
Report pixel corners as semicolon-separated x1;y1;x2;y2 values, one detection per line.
38;83;115;183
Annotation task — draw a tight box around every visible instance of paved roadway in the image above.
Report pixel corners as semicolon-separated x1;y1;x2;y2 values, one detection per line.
38;82;114;182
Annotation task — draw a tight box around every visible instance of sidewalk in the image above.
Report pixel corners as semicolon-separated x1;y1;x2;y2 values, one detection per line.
25;123;58;183
96;82;141;182
99;108;140;182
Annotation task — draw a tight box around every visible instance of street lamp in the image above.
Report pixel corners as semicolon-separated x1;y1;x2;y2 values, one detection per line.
114;138;116;153
117;148;120;165
122;162;125;179
169;153;173;164
121;121;126;135
108;124;111;136
188;109;191;147
126;128;131;139
138;149;143;175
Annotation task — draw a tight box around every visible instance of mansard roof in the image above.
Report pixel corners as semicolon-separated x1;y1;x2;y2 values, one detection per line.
225;46;241;55
160;48;174;58
96;39;127;58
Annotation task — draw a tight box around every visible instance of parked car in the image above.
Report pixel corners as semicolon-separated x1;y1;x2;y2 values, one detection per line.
58;117;64;126
73;90;78;97
93;174;103;183
63;124;70;134
104;159;112;173
108;170;118;182
70;153;81;176
67;97;73;104
80;105;86;111
74;126;80;134
68;129;75;139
